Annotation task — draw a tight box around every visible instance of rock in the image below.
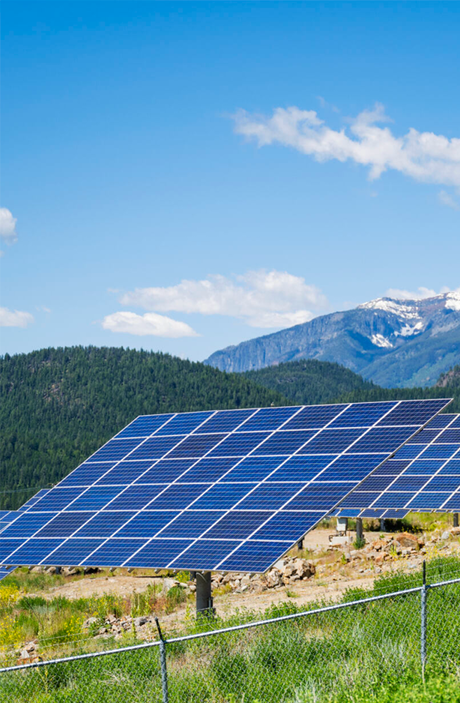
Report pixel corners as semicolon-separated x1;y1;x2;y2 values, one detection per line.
162;577;179;593
134;616;149;627
441;531;451;541
274;559;287;570
266;570;282;588
83;617;98;629
451;527;460;535
395;533;419;550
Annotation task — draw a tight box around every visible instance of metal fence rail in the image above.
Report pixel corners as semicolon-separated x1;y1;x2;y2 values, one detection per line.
2;562;460;702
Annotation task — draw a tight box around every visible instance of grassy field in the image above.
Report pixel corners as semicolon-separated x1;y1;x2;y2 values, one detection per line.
1;558;460;702
0;568;188;660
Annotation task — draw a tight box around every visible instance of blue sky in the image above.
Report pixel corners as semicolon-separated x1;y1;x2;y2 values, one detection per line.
1;1;459;361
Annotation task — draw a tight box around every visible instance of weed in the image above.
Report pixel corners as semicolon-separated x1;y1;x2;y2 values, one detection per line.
285;588;297;598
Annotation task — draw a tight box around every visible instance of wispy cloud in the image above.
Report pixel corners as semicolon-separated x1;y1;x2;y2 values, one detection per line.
385;286;451;301
0;307;34;328
119;270;328;328
438;190;459;210
232;104;460;190
0;208;18;249
101;311;199;338
316;96;339;113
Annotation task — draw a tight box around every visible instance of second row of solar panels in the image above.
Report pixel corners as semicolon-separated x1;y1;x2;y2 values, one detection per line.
337;413;460;516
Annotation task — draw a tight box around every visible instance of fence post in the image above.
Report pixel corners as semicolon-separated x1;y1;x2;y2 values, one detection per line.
421;560;427;677
155;617;169;703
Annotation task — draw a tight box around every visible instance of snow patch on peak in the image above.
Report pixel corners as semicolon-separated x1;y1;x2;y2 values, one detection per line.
445;290;460;312
397;321;426;337
359;297;420;320
370;334;393;349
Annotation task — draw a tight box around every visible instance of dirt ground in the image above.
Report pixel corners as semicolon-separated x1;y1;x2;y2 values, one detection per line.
35;529;378;619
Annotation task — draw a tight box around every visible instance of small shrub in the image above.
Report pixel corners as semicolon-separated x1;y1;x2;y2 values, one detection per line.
166;586;187;612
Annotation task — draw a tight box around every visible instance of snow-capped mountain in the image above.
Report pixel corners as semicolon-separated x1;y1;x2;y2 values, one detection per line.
205;291;460;388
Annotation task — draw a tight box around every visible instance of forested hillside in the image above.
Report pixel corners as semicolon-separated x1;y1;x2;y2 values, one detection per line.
246;360;378;405
0;347;285;509
436;365;460;388
249;360;460;411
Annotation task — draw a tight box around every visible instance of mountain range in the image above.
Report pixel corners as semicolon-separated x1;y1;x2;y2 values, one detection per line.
205;291;460;388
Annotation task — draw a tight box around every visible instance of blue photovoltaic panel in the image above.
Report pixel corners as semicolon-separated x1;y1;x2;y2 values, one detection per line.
0;399;451;573
0;490;53;581
337;414;460;518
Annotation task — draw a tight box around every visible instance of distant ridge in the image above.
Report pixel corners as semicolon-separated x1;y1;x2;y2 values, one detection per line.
246;359;378;406
205;291;460;388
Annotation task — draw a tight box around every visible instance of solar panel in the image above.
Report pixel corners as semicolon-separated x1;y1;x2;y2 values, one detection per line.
0;399;451;573
0;491;53;581
336;413;460;517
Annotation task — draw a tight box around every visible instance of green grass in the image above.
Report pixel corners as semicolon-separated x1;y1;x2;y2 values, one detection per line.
1;558;460;701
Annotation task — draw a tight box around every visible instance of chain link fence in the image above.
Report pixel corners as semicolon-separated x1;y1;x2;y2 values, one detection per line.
1;559;460;702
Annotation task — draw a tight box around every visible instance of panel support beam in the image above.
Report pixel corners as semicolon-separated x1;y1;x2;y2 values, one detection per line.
196;571;214;617
355;518;364;543
454;513;459;528
380;518;386;532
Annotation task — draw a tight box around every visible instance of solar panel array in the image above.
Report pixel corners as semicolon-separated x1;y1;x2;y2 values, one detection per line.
0;399;450;574
336;413;460;518
0;492;51;581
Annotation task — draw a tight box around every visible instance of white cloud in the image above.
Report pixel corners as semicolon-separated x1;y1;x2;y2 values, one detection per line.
438;190;459;210
232;104;460;188
0;307;34;328
0;208;18;245
385;286;451;301
101;311;199;338
119;270;328;328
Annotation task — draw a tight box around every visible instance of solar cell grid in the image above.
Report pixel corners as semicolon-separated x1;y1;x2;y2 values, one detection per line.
0;399;452;573
115;414;174;438
337;414;460;516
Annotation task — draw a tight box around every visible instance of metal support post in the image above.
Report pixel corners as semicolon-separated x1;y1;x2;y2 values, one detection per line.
421;560;427;677
379;518;386;532
196;571;215;616
155;617;169;703
454;513;459;528
355;518;364;543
